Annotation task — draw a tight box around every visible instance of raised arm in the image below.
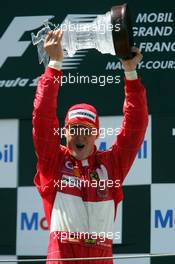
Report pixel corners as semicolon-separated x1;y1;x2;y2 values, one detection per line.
32;30;64;194
111;47;148;184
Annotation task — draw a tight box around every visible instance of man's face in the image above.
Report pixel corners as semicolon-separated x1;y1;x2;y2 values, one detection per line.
65;125;98;160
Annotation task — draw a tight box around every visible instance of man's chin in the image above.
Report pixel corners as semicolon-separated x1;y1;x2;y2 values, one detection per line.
71;150;88;160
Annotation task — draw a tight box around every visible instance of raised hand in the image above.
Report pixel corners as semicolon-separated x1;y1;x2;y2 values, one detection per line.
121;47;143;71
44;29;64;61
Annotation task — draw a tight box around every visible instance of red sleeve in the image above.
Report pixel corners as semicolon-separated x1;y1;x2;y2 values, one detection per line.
32;67;64;196
110;77;148;184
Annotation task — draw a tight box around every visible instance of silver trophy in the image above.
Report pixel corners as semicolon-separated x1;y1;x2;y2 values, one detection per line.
31;3;134;67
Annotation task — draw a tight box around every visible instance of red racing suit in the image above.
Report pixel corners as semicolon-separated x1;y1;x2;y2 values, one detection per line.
32;67;148;264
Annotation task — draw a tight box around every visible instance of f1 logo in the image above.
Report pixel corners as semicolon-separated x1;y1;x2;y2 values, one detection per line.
0;14;96;69
0;16;53;68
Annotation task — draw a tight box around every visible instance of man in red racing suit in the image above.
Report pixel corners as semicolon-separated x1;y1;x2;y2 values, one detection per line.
32;30;148;264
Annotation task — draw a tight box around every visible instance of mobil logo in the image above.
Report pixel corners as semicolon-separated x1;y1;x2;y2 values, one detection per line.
21;212;48;230
98;142;107;151
155;209;175;228
98;140;148;159
0;144;13;163
137;140;147;159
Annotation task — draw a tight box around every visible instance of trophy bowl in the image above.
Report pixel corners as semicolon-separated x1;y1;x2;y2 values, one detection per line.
31;3;134;66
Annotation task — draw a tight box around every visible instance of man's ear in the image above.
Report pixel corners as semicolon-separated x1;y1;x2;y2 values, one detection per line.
91;127;99;139
95;133;99;141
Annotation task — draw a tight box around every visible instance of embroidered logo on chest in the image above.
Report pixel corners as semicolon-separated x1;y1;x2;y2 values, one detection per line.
61;175;81;190
61;160;73;175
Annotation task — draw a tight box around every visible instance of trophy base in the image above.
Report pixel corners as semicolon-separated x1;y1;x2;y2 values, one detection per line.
111;3;134;60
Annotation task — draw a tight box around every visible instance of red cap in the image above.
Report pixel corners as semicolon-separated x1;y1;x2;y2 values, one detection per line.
65;103;99;129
